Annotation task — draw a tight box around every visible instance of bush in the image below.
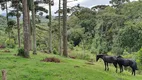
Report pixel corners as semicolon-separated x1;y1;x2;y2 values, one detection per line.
17;48;25;57
5;38;15;48
53;48;58;55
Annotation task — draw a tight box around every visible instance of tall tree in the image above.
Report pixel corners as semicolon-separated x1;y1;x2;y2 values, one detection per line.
63;0;68;57
27;0;32;51
48;0;52;53
22;0;30;58
16;1;21;48
6;0;8;25
31;0;37;54
58;0;62;55
11;0;21;48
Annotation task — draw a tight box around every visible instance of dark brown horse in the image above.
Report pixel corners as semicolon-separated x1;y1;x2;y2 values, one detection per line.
96;54;117;72
117;56;138;76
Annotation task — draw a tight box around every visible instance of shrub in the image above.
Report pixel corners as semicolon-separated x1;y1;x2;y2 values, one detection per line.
5;38;15;48
53;48;58;55
17;48;25;57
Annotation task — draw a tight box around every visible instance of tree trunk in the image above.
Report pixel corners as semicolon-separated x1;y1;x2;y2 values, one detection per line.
32;0;37;55
22;0;30;58
6;0;8;25
17;3;21;48
6;0;10;40
63;0;68;57
49;0;52;53
27;6;32;51
2;70;7;80
58;0;62;55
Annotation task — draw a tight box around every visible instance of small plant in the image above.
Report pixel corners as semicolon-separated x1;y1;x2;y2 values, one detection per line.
17;48;25;57
53;48;58;55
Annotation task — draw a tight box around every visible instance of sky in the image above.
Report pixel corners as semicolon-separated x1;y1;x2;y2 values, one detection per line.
40;0;112;15
0;0;138;16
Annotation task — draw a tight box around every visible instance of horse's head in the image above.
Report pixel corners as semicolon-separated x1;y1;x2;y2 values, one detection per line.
96;54;105;62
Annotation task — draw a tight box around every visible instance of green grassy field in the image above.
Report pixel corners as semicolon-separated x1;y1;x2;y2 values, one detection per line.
0;48;142;80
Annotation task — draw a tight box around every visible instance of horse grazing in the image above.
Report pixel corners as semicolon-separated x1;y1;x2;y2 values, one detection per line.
117;56;138;76
96;54;117;72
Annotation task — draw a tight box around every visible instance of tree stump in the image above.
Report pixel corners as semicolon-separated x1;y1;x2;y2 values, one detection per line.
2;70;7;80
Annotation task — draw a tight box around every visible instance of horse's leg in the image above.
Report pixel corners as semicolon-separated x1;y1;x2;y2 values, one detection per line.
131;68;134;75
134;70;135;76
113;63;117;73
121;66;123;73
119;65;123;73
104;62;106;71
107;63;109;71
118;64;121;73
132;69;133;75
132;68;135;76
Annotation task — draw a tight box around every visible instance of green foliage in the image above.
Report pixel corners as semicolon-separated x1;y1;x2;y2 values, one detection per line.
8;20;16;27
117;21;142;52
136;48;142;72
53;48;58;55
68;27;84;46
17;47;25;57
137;48;142;64
0;15;7;28
5;38;15;48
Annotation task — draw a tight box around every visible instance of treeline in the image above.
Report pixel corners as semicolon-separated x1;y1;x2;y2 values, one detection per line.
1;0;142;56
66;0;142;55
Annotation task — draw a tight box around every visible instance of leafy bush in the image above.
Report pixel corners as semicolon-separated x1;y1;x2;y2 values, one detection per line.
5;38;15;48
53;48;58;55
17;48;25;57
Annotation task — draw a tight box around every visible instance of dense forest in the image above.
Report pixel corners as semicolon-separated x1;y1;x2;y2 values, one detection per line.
1;0;142;80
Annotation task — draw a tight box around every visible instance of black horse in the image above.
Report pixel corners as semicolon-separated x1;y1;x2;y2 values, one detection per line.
117;56;138;76
96;54;117;72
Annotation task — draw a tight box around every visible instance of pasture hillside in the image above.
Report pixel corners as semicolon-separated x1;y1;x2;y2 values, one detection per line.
0;48;142;80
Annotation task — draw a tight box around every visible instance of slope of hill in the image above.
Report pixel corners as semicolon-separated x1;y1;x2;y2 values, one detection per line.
0;48;142;80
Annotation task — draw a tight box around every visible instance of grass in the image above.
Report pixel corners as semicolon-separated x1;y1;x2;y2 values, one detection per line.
0;48;142;80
